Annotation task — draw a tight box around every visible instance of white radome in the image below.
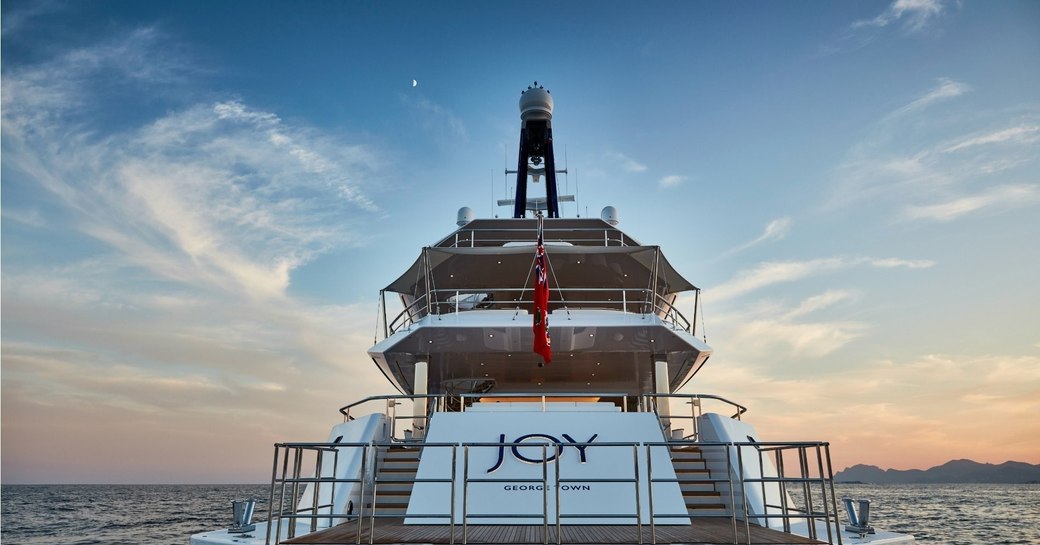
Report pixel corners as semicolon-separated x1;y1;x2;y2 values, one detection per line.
519;85;553;121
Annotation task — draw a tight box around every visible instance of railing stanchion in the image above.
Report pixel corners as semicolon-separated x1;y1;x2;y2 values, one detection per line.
824;445;843;545
646;443;656;545
266;446;280;545
633;443;643;544
462;446;470;544
450;445;458;544
542;444;551;545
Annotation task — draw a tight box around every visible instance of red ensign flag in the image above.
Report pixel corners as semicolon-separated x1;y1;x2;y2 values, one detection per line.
533;216;551;364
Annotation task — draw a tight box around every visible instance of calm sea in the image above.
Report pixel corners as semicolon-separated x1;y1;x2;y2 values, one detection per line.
2;483;1038;544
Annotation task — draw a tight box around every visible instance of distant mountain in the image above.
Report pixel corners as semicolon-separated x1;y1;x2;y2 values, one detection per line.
835;459;1040;484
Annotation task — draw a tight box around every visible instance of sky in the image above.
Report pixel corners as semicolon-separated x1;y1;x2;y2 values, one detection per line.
2;0;1038;484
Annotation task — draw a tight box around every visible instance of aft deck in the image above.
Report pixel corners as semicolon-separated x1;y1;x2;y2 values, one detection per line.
284;518;823;545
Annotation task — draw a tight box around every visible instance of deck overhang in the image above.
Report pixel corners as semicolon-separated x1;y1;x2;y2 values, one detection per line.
368;310;712;396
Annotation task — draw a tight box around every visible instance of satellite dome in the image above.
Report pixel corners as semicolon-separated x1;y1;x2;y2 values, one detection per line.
519;82;553;121
457;207;474;226
600;206;619;226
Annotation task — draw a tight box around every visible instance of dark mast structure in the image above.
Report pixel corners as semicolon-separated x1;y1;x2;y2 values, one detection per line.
513;82;561;219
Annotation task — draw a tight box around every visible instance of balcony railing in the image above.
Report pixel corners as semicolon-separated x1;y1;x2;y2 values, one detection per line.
264;439;843;545
381;287;696;339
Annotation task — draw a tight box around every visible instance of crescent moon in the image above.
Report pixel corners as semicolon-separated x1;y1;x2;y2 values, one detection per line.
412;79;418;87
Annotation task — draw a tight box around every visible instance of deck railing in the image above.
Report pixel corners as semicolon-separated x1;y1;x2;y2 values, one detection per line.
263;439;843;545
640;393;749;441
383;287;695;339
437;226;638;249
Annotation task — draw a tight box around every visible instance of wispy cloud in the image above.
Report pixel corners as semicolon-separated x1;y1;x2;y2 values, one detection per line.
401;94;467;145
1;27;395;482
852;0;949;32
716;290;868;359
685;352;1040;470
902;184;1040;222
826;0;953;54
829;79;1040;220
657;175;685;189
709;256;934;302
717;217;792;259
606;152;648;173
941;125;1040;153
889;77;968;119
3;34;384;298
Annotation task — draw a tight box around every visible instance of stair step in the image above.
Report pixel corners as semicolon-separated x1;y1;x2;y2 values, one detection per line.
381;461;420;470
679;482;716;492
687;507;729;517
682;490;722;497
375;473;417;482
371;506;409;515
672;461;706;470
372;495;410;506
673;468;710;475
383;453;421;461
372;482;414;492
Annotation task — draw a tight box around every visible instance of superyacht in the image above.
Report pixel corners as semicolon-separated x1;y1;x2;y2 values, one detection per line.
190;83;915;545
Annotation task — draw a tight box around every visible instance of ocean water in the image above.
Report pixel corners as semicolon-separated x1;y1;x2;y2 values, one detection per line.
1;484;268;545
2;483;1038;544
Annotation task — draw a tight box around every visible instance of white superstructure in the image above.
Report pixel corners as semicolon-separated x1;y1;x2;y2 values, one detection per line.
191;84;915;545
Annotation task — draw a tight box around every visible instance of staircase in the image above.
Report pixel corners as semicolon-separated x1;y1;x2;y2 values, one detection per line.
370;445;727;522
670;445;728;518
371;446;421;517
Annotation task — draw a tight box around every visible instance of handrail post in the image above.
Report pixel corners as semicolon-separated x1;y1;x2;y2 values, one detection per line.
633;443;643;544
266;445;280;545
799;446;814;540
554;444;561;545
311;448;323;533
736;444;751;545
542;444;549;545
824;445;843;545
462;446;470;544
450;446;458;544
355;444;367;545
646;443;656;545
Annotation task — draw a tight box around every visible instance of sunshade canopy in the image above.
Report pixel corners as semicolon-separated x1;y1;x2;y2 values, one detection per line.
384;245;697;297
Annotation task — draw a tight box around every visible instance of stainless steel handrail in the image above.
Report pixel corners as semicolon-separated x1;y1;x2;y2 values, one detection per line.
265;439;841;545
436;227;638;249
456;392;631;412
384;287;694;337
641;393;748;442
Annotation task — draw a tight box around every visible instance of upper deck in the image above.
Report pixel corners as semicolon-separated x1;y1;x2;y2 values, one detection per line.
369;217;712;396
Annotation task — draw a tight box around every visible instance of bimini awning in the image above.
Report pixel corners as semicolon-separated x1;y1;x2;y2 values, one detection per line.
384;245;697;297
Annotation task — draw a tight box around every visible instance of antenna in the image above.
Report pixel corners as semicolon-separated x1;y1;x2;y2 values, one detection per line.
564;145;569;217
576;169;581;217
